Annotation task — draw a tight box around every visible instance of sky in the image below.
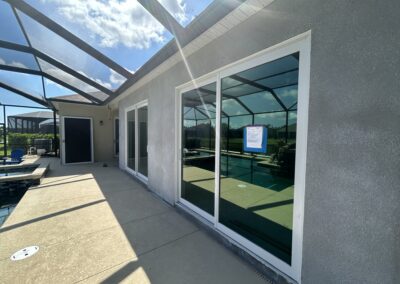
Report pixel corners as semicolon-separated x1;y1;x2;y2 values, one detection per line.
0;0;214;118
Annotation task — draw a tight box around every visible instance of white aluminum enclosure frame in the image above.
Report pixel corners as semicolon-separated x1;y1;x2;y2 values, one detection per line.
124;100;149;183
61;116;94;165
114;117;119;157
175;31;311;283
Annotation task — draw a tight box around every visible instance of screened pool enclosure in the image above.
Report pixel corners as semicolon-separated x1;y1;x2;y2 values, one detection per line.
2;0;303;278
0;0;238;107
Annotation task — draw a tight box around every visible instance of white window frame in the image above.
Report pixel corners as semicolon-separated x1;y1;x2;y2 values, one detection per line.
114;117;119;157
61;116;94;165
177;75;218;224
124;100;148;183
175;31;311;282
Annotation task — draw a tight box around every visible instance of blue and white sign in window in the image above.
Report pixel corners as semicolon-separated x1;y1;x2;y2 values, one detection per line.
243;126;267;153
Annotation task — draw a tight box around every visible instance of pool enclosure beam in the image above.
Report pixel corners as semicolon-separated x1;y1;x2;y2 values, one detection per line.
0;103;56;157
0;64;42;76
0;82;48;107
11;5;43;73
0;63;101;105
6;0;131;79
111;0;247;103
2;105;6;157
53;110;58;156
0;41;113;100
138;0;185;39
229;74;288;112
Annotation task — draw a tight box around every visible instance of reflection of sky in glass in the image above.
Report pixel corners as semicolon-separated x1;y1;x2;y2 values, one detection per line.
239;92;284;113
222;99;250;116
255;112;286;128
274;86;298;108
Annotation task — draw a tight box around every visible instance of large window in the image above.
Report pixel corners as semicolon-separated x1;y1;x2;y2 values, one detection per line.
178;33;310;282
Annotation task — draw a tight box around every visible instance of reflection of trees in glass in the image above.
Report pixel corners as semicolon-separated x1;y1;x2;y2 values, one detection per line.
183;120;215;150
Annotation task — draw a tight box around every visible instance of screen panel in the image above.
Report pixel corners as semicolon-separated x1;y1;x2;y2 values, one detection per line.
17;10;126;90
0;1;28;45
0;48;39;71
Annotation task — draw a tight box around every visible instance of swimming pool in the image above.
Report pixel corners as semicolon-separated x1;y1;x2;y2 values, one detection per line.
0;164;46;226
0;166;38;177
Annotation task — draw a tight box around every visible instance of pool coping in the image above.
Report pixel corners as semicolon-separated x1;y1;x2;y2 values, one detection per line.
0;161;49;182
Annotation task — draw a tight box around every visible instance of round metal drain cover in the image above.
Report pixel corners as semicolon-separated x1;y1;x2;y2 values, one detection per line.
10;246;39;261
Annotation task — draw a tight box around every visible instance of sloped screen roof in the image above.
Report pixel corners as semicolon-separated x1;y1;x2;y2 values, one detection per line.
0;0;246;107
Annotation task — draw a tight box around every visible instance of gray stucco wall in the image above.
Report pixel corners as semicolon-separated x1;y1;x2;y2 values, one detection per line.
118;0;400;283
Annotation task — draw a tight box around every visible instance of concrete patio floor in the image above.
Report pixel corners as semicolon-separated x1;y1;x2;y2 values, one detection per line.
0;158;268;283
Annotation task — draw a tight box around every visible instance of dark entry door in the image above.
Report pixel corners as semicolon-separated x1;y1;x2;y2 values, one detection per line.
64;117;92;164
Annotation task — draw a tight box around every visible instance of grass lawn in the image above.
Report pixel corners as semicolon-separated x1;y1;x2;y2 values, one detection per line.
0;148;12;157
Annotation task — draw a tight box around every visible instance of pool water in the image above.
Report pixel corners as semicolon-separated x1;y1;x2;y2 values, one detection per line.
0;205;16;226
0;166;37;177
0;165;40;226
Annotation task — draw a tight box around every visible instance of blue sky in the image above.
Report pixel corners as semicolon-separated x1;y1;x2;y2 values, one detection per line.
0;0;213;117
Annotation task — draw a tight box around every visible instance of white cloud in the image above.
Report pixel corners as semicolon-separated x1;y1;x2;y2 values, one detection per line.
40;59;104;95
76;70;112;90
10;61;28;69
109;69;126;86
41;0;175;49
0;57;28;69
159;0;189;25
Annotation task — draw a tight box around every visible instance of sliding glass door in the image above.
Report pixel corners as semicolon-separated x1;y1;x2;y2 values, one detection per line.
125;101;148;181
180;82;216;218
219;54;299;264
178;34;310;281
127;109;135;171
137;105;148;178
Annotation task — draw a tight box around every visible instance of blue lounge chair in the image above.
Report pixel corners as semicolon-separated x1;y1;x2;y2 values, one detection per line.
4;149;24;164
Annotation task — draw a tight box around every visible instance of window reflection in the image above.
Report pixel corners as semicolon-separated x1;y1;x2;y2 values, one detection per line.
219;53;299;264
127;109;135;171
138;106;148;177
181;82;216;216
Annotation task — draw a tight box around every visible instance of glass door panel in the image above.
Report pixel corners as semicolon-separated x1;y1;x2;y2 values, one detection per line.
138;106;148;178
127;109;135;171
219;53;299;264
181;82;217;216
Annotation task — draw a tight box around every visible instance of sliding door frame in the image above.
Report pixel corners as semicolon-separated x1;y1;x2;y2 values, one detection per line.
114;117;119;157
177;75;218;224
124;100;148;183
136;101;148;182
175;31;311;282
